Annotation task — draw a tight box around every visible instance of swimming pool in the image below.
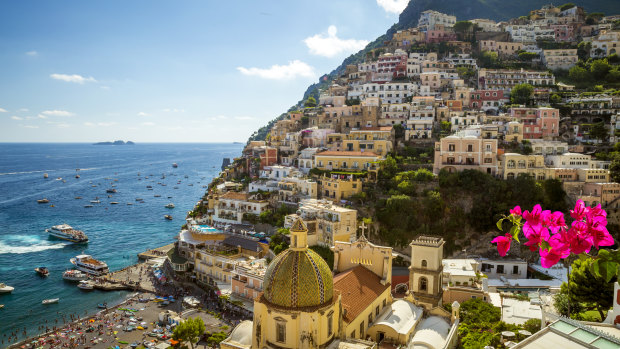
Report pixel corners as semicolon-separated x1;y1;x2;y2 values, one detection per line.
194;225;221;233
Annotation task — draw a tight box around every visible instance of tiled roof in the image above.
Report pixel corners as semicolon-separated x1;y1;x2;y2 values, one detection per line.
316;151;379;157
333;265;390;323
220;191;248;201
222;235;264;252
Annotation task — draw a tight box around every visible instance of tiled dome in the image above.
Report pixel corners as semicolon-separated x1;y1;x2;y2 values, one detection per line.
263;248;333;308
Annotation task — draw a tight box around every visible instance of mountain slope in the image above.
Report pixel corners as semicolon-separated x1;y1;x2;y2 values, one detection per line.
248;0;619;142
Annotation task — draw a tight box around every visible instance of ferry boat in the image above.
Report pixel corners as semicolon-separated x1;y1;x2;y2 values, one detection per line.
75;196;82;199
35;267;49;276
47;224;89;243
37;198;50;204
77;281;94;290
70;255;109;276
62;270;89;282
0;283;14;293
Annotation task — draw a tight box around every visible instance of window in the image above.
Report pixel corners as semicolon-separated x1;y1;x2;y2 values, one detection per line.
376;305;380;316
467;144;473;152
421;260;428;268
419;277;428;292
276;322;286;343
360;321;365;338
383;299;387;308
497;265;505;274
513;265;519;274
328;314;333;336
448;144;455;151
368;312;373;324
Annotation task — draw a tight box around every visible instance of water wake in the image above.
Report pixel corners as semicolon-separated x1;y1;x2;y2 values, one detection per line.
0;237;67;254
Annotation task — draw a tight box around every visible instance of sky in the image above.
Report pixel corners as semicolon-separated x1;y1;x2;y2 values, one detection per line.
0;0;409;143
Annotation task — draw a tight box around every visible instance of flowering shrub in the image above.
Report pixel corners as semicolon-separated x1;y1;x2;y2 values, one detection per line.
492;200;616;272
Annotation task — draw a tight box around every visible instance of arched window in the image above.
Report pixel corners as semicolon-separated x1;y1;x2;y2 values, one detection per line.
421;260;428;268
419;277;428;292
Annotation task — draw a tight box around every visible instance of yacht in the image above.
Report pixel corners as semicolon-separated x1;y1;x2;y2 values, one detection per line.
37;198;50;204
35;267;49;276
77;281;94;290
71;255;109;276
47;224;89;243
62;270;89;282
0;283;14;293
165;203;175;209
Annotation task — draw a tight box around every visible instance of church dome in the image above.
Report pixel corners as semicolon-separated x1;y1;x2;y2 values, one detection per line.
263;219;333;308
263;248;333;308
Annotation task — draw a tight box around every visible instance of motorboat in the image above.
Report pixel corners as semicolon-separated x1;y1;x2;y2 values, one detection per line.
172;163;178;168
77;281;94;290
46;224;89;243
62;270;89;282
164;215;173;220
71;255;109;276
110;202;119;205
146;185;152;189
127;203;133;205
43;173;48;178
37;198;50;204
106;189;117;193
75;174;80;179
84;205;93;208
35;267;49;276
0;283;14;293
0;304;4;309
154;194;161;197
75;196;82;199
97;302;108;309
42;298;59;305
184;175;188;178
90;200;101;204
136;198;143;201
165;203;175;209
56;177;62;181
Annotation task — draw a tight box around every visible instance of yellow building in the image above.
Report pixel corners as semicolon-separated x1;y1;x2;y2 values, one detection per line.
222;221;460;349
318;173;363;202
499;153;554;180
314;151;381;171
284;199;357;246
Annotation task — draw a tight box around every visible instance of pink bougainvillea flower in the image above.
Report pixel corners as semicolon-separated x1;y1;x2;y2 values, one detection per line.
523;204;550;230
587;204;607;220
510;206;522;216
540;247;565;268
523;224;550;251
491;233;513;257
588;224;615;249
570;199;587;221
544;211;566;234
565;222;592;255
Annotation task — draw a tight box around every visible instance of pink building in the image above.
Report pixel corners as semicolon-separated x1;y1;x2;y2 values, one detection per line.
301;128;335;148
510;107;560;140
377;52;408;79
231;260;266;301
433;132;499;175
425;30;457;43
469;90;509;111
553;25;575;42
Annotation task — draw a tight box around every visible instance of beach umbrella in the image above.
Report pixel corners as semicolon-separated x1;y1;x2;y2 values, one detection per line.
518;330;532;336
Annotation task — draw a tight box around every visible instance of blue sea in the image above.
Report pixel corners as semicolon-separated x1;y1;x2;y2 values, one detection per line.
0;143;242;341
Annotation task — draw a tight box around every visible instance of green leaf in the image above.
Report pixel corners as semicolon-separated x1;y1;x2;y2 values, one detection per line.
540;240;551;252
578;253;589;261
496;218;505;231
592;260;619;283
510;225;520;243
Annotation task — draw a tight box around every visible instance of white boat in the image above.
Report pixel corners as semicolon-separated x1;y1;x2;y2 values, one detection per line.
62;270;89;282
165;203;175;209
77;281;94;290
90;200;101;204
43;173;49;179
0;283;14;293
70;255;109;276
42;298;59;305
46;224;89;243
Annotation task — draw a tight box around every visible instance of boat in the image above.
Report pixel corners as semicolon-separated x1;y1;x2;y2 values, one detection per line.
70;255;109;276
43;173;48;179
97;302;108;309
37;198;50;204
84;205;93;208
167;196;172;199
74;196;82;199
56;177;62;181
0;283;14;293
107;195;112;198
165;203;175;209
164;215;173;220
127;202;133;205
46;224;89;243
154;194;161;197
62;270;89;282
172;163;178;168
110;202;119;205
90;200;101;204
106;188;117;193
0;304;4;309
35;267;49;276
173;186;179;189
188;183;193;186
77;281;94;290
42;298;59;305
136;198;143;201
146;185;152;189
62;180;66;183
75;174;80;179
184;175;188;178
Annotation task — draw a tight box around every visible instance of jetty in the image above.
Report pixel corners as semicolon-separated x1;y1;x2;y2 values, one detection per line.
138;243;174;260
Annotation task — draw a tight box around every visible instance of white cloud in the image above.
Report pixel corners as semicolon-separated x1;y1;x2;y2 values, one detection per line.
234;116;254;120
237;60;314;80
0;108;7;112
304;26;369;58
22;125;39;129
41;110;75;117
11;116;22;120
142;122;155;126
26;51;38;56
50;73;97;84
37;114;47;119
84;122;116;127
56;123;70;128
137;112;150;117
17;108;28;112
376;0;408;14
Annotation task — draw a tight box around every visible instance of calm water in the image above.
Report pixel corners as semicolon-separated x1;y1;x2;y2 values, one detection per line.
0;143;242;340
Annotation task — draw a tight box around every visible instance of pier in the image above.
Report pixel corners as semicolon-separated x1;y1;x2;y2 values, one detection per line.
137;243;174;260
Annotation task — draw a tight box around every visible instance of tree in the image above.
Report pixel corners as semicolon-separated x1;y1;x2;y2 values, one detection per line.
590;59;611;79
589;122;608;143
523;319;541;334
559;3;575;11
611;153;620;183
550;94;562;105
554;291;584;317
304;96;317;108
393;124;405;141
569;66;590;85
518;52;538;62
173;317;206;349
441;121;452;133
479;51;499;68
206;331;227;345
453;21;474;40
510;83;534;105
561;258;615;320
577;41;592;61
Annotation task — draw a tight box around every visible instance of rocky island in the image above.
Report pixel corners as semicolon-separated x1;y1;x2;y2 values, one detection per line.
93;140;135;145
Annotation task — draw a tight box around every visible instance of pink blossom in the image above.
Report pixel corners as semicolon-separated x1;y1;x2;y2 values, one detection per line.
570;200;587;221
523;204;550;232
491;233;513;257
539;247;565;268
565;223;592;255
510;206;522;216
544;211;566;234
523;224;550;251
588;221;614;249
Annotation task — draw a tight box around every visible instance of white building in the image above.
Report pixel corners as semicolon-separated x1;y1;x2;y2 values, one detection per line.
418;10;456;31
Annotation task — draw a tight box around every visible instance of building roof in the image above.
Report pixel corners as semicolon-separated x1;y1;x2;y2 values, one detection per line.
333;265;390;323
372;299;423;335
442;259;477;277
512;318;620;348
263;248;333;308
222;235;263;252
220;191;249;201
221;320;253;348
315;151;379;157
501;298;543;325
410;316;452;349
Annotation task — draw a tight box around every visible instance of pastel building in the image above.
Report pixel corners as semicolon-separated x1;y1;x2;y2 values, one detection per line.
433;132;499;175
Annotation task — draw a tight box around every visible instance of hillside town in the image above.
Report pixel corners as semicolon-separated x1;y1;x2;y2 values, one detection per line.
156;4;620;349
